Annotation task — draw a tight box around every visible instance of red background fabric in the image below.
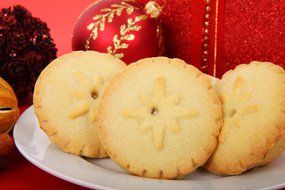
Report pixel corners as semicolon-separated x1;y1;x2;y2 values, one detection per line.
137;0;285;77
0;0;94;189
220;0;285;76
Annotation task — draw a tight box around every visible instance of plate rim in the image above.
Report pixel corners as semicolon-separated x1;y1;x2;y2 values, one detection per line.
14;106;119;190
14;104;285;190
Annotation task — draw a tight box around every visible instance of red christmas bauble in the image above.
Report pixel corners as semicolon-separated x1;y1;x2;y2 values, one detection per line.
72;0;164;64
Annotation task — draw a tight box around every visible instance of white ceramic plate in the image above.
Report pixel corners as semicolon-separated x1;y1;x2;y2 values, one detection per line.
13;76;285;190
14;106;285;190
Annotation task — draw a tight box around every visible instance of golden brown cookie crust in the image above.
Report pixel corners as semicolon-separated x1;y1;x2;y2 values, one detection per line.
205;61;285;175
98;57;222;179
34;51;126;158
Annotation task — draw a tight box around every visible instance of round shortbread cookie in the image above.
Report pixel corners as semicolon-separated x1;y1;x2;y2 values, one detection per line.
98;57;222;179
34;51;126;158
205;61;285;175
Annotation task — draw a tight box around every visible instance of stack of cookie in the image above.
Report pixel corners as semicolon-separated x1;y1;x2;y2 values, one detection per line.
34;51;285;179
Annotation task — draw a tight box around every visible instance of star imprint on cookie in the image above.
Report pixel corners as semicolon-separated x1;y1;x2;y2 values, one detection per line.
220;76;259;142
123;77;198;150
68;71;102;121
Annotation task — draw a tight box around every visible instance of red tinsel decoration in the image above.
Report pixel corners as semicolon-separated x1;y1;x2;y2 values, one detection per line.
0;5;57;105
